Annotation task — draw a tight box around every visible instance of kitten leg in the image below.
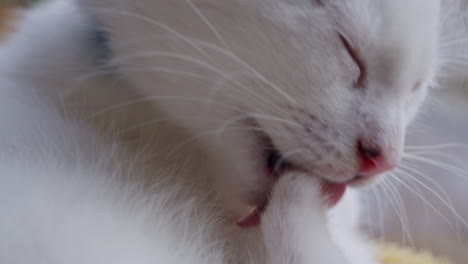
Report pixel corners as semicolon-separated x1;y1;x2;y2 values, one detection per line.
328;189;380;264
245;173;351;264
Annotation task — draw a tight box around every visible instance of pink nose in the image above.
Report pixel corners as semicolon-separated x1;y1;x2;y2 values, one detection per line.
358;145;396;178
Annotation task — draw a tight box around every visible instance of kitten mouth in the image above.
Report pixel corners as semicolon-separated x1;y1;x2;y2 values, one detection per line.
236;134;347;228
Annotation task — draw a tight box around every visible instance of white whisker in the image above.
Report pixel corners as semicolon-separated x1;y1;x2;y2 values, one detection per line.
405;143;468;151
371;184;387;239
395;166;468;232
380;175;414;247
403;153;468;181
92;8;215;62
387;173;458;231
184;0;231;50
112;50;286;113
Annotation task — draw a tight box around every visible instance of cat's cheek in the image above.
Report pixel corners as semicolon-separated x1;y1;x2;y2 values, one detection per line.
404;91;427;123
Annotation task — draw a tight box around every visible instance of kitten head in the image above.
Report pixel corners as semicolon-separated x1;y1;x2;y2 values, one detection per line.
80;0;440;212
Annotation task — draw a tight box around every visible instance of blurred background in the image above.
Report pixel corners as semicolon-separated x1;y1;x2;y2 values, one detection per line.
1;0;468;263
0;0;37;7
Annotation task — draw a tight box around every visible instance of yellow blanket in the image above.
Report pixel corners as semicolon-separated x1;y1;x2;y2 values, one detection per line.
377;244;451;264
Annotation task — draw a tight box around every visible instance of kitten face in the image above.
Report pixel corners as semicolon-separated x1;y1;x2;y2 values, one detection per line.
81;0;440;212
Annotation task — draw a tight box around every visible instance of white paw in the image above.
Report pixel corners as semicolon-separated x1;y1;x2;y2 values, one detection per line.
258;173;350;264
266;173;323;217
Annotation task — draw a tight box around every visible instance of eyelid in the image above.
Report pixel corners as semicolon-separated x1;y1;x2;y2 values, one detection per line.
339;34;366;88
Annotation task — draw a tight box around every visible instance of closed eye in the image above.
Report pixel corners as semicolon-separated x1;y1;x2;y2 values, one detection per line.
339;34;366;88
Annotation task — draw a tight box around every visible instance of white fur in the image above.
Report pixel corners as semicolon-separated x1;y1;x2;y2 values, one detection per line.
78;0;440;209
0;0;445;263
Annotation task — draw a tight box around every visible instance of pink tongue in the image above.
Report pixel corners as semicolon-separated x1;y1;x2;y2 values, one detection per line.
320;182;347;208
237;203;266;228
237;182;347;228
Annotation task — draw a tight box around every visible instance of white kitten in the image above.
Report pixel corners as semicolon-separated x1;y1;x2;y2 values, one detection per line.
79;0;440;215
0;0;442;263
